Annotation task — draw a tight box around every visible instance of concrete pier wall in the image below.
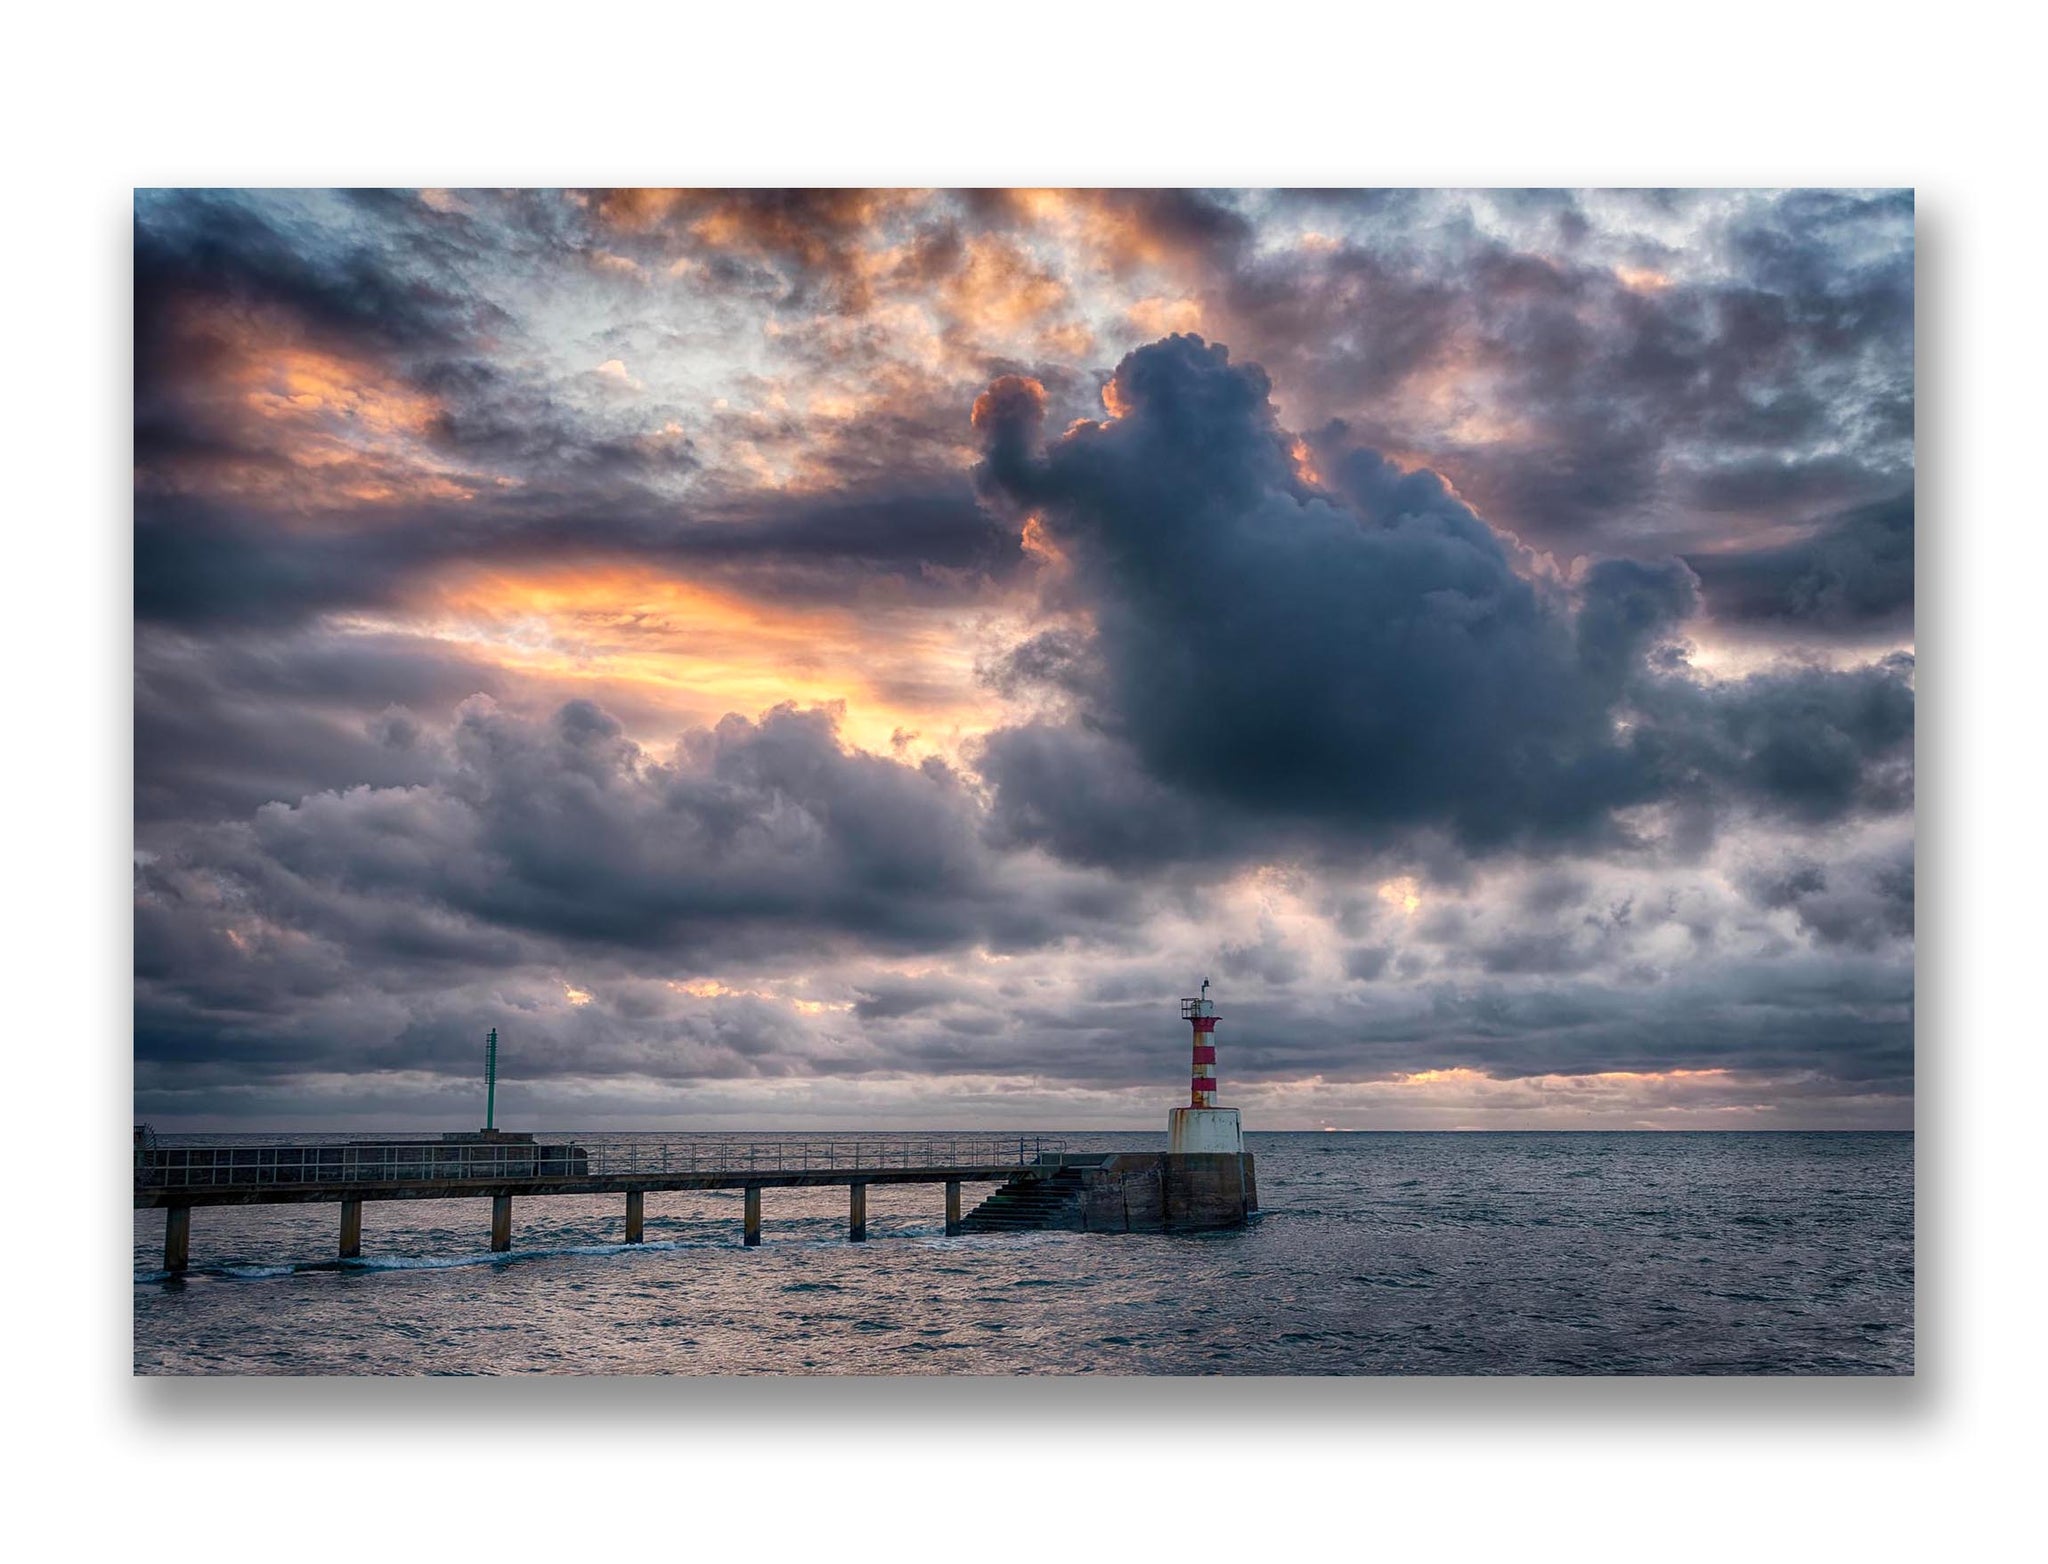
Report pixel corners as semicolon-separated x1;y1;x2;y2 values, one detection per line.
1073;1152;1257;1232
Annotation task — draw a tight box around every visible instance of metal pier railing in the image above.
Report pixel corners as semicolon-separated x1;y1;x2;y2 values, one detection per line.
136;1135;1069;1190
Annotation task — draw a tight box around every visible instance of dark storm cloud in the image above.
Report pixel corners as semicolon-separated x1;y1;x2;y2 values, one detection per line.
134;190;482;361
134;696;1148;1087
1090;188;1256;267
1628;653;1915;824
972;335;1913;867
134;190;498;466
133;625;522;823
141;695;1131;971
1688;492;1914;633
968;188;1254;264
1573;555;1702;687
136;473;1021;627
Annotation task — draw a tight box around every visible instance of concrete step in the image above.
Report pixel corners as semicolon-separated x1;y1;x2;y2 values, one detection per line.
956;1174;1089;1233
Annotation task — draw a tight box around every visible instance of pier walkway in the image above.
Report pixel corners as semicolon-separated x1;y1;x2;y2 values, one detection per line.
135;1135;1068;1273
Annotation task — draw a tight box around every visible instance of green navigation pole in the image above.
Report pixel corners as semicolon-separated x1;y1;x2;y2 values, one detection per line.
484;1027;498;1131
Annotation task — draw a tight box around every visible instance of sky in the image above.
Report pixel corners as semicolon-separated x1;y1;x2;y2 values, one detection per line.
132;188;1914;1132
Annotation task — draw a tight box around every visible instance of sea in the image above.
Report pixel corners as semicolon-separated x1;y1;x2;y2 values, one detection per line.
133;1130;1913;1375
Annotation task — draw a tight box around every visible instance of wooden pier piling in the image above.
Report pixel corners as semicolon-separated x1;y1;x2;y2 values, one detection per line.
625;1189;644;1244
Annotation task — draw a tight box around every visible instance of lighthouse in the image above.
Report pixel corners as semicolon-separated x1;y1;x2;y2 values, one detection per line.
955;980;1258;1232
1168;979;1245;1154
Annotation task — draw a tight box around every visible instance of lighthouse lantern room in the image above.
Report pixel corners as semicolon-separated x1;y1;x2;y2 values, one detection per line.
1168;979;1244;1154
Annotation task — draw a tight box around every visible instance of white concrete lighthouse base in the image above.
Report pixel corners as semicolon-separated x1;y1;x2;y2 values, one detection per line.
1168;1107;1243;1154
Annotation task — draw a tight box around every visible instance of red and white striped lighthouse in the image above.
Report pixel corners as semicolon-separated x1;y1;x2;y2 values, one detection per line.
1184;979;1219;1106
1169;979;1244;1154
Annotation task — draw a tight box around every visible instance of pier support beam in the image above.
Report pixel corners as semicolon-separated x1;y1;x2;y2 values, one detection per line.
945;1180;961;1236
339;1198;362;1260
490;1194;512;1253
849;1182;867;1242
625;1189;644;1244
743;1185;761;1247
163;1206;190;1275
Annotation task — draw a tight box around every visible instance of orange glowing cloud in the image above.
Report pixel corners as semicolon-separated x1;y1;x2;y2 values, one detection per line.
1018;514;1067;571
139;299;478;512
1377;876;1422;916
1007;190;1203;276
374;561;1026;759
1289;436;1325;489
1126;295;1204;340
602;189;918;278
591;188;686;231
939;235;1084;341
1389;1067;1729;1089
1235;1065;1812;1130
970;373;1048;434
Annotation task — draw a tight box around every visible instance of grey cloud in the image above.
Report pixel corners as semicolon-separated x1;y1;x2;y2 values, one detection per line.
1187;190;1913;558
972;334;1912;868
135;698;1142;1066
1688;492;1913;634
1741;845;1914;950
